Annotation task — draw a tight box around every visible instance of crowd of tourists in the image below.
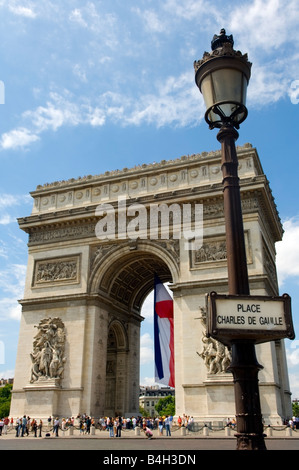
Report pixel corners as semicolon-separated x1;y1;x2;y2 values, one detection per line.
0;413;197;438
1;414;298;437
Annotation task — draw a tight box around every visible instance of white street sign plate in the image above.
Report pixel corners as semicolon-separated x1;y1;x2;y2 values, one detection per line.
207;292;295;346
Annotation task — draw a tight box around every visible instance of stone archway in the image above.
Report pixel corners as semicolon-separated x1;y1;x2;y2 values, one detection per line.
105;320;128;417
10;144;293;424
86;240;177;417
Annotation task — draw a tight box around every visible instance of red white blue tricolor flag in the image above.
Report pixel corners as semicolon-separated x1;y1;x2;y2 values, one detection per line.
154;275;175;387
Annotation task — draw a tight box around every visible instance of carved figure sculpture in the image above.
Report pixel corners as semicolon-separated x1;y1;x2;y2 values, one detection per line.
197;307;231;374
29;317;66;383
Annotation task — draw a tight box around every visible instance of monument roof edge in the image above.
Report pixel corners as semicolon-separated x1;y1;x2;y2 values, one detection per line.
31;143;255;194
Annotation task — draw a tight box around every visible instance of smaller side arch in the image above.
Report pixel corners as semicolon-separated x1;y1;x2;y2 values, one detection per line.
105;319;130;417
107;318;129;352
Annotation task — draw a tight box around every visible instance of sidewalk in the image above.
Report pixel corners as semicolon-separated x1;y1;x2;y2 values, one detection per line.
1;424;298;440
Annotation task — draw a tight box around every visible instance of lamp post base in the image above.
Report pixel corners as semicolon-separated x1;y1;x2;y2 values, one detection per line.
229;341;267;451
235;433;267;451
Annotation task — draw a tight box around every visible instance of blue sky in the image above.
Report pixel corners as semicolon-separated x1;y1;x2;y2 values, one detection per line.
0;0;299;397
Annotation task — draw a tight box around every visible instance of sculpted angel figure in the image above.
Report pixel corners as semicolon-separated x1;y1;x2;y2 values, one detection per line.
29;317;66;383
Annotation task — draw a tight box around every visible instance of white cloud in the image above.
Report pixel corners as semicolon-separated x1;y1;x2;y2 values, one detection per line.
1;0;297;150
276;217;299;286
0;193;31;209
140;376;158;387
133;7;166;33
0;369;15;380
0;214;14;225
69;8;87;28
162;0;220;25
229;0;299;52
126;72;203;128
73;64;88;83
0;128;39;150
288;373;299;400
140;333;154;365
0;68;204;151
23;92;82;132
0;194;31;226
8;2;36;19
0;264;26;322
287;341;299;367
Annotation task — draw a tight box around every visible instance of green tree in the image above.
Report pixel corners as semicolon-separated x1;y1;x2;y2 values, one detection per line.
155;395;175;417
292;401;299;417
139;405;147;417
0;383;12;418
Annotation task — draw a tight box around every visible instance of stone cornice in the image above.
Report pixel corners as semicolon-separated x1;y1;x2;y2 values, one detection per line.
32;143;256;193
19;174;283;247
27;144;265;217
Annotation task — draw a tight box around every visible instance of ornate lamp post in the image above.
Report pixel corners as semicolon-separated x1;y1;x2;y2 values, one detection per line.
194;29;267;450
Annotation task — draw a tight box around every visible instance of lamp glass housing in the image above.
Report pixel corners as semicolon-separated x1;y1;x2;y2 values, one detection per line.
200;66;248;127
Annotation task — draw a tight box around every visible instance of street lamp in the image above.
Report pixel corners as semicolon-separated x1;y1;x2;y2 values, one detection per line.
194;29;267;450
195;28;251;130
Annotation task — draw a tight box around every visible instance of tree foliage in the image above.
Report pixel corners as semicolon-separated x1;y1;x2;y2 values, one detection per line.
292;401;299;417
0;384;12;418
155;395;175;416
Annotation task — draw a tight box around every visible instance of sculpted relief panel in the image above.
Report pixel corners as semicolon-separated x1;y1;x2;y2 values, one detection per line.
32;256;80;287
29;317;66;384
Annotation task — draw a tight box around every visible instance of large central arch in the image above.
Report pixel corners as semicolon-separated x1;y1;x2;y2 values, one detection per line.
90;241;177;307
85;240;177;417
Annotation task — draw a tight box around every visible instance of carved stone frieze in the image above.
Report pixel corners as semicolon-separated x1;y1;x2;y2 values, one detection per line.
194;240;227;263
33;256;80;287
27;196;260;248
90;239;180;272
29;222;96;245
190;231;251;268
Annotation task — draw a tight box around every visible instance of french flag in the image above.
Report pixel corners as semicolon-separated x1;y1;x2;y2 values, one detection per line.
154;275;175;387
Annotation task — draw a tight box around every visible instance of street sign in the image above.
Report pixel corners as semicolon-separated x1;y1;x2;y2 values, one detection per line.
207;292;295;346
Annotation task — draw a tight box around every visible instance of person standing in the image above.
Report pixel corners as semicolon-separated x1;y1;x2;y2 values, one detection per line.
86;416;91;434
108;418;114;437
165;416;171;437
116;416;122;437
38;419;43;437
158;417;164;436
21;415;27;437
15;417;21;437
31;419;37;437
53;417;59;437
3;417;9;434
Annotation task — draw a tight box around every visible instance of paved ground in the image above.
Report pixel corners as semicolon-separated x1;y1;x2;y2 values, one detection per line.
0;427;298;453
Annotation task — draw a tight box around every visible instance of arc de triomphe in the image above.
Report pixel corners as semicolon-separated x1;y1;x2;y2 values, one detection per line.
10;143;292;424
